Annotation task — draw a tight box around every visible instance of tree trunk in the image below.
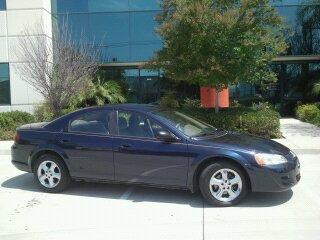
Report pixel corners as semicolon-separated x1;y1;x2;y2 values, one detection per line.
215;90;219;113
50;101;61;118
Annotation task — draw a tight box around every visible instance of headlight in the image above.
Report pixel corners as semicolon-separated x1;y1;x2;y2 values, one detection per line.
254;153;287;166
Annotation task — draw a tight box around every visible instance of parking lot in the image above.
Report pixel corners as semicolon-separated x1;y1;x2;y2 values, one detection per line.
1;138;320;240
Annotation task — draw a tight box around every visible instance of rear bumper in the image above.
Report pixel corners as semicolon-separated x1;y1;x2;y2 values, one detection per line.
11;160;32;173
248;158;301;192
11;144;32;173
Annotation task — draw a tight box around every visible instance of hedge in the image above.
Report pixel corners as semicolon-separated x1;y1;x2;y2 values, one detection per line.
181;106;281;139
296;104;320;127
0;111;34;140
0;106;281;140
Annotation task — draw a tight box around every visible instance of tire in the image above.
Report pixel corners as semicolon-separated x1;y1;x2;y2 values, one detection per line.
199;161;248;207
33;154;70;193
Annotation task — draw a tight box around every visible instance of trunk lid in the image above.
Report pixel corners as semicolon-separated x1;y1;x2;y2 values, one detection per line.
17;122;49;130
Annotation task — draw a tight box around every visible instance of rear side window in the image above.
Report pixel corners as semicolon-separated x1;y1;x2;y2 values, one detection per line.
68;110;112;135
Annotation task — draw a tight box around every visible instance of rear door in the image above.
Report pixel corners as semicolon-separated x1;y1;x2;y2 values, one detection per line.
113;110;189;187
56;109;115;180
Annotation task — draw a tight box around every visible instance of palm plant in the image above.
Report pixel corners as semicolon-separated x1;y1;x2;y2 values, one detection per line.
71;76;126;108
313;79;320;96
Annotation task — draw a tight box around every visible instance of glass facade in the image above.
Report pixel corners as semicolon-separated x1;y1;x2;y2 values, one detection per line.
0;0;6;10
51;0;320;111
272;1;320;55
0;63;10;105
52;0;162;63
267;62;320;115
268;1;320;114
98;67;162;103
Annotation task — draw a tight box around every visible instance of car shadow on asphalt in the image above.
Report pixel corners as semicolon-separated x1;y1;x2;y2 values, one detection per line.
1;173;293;208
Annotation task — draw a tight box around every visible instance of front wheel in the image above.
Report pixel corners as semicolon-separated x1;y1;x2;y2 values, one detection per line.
34;154;70;193
199;162;248;207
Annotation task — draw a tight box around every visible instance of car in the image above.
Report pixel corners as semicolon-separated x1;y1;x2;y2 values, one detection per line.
11;104;300;206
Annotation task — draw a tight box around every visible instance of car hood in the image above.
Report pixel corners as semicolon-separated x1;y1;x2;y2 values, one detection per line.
192;131;290;155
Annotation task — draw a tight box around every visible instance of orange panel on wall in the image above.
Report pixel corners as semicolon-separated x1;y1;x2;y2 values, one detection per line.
200;87;229;108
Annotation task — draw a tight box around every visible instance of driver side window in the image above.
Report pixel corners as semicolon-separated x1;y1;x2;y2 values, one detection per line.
117;111;167;139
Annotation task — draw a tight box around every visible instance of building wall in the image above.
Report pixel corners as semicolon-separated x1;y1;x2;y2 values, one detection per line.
0;0;52;113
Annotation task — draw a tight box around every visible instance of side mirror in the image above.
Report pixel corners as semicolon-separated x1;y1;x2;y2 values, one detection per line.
156;130;177;142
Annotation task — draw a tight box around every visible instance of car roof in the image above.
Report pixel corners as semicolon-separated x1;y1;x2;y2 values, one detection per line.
45;104;174;132
90;103;163;113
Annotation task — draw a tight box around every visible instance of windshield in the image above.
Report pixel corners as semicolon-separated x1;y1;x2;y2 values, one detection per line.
154;110;217;137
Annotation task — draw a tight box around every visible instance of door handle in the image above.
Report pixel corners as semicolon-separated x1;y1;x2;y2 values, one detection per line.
75;146;85;150
119;144;134;151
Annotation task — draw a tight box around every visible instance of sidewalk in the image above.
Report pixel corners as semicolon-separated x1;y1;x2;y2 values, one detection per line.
273;118;320;154
0;141;13;155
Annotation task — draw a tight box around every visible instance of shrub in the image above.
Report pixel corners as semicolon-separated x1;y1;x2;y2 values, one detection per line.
296;104;320;127
181;106;281;139
34;102;77;122
33;103;55;122
159;91;179;108
0;130;16;141
0;111;35;140
182;98;201;109
0;111;34;130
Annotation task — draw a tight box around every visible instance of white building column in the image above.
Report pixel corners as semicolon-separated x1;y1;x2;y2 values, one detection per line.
0;0;52;113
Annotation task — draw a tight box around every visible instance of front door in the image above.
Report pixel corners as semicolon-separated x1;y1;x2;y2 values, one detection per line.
56;109;114;180
113;110;189;187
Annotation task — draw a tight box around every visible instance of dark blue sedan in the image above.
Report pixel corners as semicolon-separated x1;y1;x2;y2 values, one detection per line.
11;104;300;206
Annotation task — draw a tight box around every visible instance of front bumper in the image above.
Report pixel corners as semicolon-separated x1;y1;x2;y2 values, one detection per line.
247;157;300;192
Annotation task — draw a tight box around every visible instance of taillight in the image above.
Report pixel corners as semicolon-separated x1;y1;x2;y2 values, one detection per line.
14;132;20;143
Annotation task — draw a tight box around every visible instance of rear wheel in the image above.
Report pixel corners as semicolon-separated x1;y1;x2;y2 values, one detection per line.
34;154;70;193
199;162;248;207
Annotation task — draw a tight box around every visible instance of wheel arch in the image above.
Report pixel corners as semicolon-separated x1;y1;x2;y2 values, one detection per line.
30;149;69;173
192;156;252;193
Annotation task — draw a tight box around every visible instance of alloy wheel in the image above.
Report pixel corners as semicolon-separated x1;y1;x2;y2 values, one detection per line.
37;160;61;188
209;168;242;202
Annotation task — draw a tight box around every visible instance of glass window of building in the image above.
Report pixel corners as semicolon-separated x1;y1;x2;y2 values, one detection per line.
0;63;10;105
89;12;130;45
274;3;320;55
52;0;88;13
130;11;160;43
270;0;303;6
100;45;131;63
57;14;90;43
131;42;162;61
129;0;161;11
88;0;129;12
0;0;6;10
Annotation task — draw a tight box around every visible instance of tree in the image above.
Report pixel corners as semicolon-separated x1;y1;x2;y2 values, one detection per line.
15;20;101;117
151;0;287;112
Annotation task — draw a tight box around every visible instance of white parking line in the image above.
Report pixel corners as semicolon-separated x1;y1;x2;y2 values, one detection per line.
120;186;135;200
